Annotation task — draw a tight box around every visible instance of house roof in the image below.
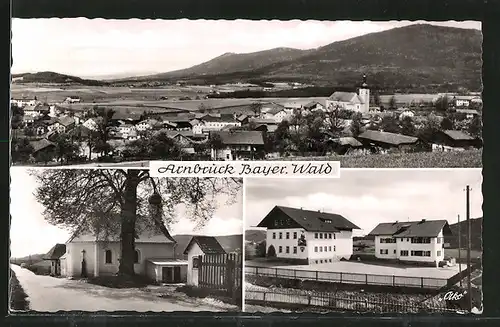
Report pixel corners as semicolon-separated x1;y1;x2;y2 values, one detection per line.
30;138;55;153
43;243;66;260
257;206;360;232
183;236;227;255
57;116;75;127
455;109;480;115
303;101;323;109
216;130;264;146
357;130;419;146
331;137;363;147
368;220;452;237
266;106;286;115
442;130;475;141
328;92;362;103
201;115;237;123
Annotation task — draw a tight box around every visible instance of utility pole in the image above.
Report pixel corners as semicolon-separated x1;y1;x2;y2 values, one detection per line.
458;214;462;287
465;185;472;312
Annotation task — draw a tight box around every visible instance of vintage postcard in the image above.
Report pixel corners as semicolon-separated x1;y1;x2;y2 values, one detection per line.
9;167;243;312
10;19;482;168
244;170;483;313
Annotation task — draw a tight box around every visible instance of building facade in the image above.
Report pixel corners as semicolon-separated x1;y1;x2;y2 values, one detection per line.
368;219;452;266
257;206;360;264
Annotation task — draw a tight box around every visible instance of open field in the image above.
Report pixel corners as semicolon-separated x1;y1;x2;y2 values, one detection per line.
272;149;482;168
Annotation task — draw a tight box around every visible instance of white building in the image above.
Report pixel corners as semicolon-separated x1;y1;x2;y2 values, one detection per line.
192;115;241;135
183;236;227;286
368;219;453;266
256;206;360;265
82;118;100;131
326;75;370;113
58;224;184;282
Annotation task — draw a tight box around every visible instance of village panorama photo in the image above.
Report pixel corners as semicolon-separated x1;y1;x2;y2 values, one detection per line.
9;167;244;312
244;170;483;314
10;19;482;168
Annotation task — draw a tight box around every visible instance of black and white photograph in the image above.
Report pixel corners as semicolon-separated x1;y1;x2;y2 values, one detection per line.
10;19;482;168
9;167;243;312
244;169;482;313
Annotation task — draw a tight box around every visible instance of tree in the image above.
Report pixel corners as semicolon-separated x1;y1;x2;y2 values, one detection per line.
400;116;416;136
434;95;449;112
440;117;454;130
380;115;400;133
250;102;263;117
53;133;81;165
124;132;183;160
324;106;346;138
417;114;441;142
11;105;24;129
31;169;242;279
388;96;397;110
34;149;55;165
468;116;482;138
273;120;292;155
198;103;211;114
372;92;382;107
11;138;34;163
350;112;363;137
256;241;266;257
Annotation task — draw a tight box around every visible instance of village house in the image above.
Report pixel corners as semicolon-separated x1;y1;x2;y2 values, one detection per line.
23;104;50;118
110;111;143;125
117;124;137;139
368;219;453;267
162;116;196;131
396;108;416;120
49;116;76;133
455;109;480;119
65;96;82;104
256;206;360;265
184;236;227;286
328;137;368;155
303;101;326;112
451;96;471;108
357;130;422;153
43;243;67;276
59;223;186;283
210;130;265;161
11;97;38;107
82;118;100;131
261;106;290;122
326;75;370;113
192;115;241;135
29;138;56;162
430;130;482;152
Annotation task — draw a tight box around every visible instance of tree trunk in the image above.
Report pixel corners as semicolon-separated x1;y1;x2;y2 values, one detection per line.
118;169;140;278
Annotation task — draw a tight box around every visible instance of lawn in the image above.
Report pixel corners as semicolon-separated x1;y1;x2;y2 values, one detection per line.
9;269;29;311
272;150;482;168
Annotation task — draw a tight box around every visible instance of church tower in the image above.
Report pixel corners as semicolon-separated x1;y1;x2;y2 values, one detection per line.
358;74;370;113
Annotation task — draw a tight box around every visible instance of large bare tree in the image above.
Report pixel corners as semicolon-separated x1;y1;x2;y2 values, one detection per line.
31;169;242;278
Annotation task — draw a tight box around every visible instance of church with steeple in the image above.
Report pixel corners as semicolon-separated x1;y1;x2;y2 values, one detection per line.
325;74;370;113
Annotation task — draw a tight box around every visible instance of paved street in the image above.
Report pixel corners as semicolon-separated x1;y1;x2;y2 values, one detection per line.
11;264;234;312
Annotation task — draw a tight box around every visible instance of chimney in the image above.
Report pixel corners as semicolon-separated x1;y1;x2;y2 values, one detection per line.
420;219;426;224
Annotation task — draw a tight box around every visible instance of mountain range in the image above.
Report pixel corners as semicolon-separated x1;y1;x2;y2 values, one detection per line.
12;24;482;91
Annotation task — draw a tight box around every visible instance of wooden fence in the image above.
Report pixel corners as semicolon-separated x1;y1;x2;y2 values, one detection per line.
245;266;448;290
245;288;460;313
199;253;242;299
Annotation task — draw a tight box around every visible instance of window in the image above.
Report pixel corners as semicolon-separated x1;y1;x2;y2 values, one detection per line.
286;246;290;254
315;260;319;264
193;257;200;269
333;234;336;240
400;250;409;256
286;232;290;239
293;232;297;239
437;238;441;244
320;233;323;239
315;233;318;239
293;246;297;254
411;250;430;256
324;246;327;252
329;259;332;263
279;246;283;253
272;232;276;239
314;246;318;252
437;250;442;256
407;238;410;242
329;233;332;239
424;251;431;257
320;247;323;252
324;233;328;239
105;250;112;264
333;245;336;252
279;232;283;239
134;250;140;263
329;246;332;252
320;260;323;263
411;237;431;244
380;238;396;243
380;249;388;255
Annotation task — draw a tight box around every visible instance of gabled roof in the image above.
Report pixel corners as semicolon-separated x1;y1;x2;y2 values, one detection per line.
43;243;66;260
331;137;363;147
303;101;324;109
357;130;419;146
442;130;476;141
30;138;55;153
183;236;227;255
328;92;362;103
57;116;75;127
257;206;360;232
266;106;287;115
215;130;264;146
368;220;452;237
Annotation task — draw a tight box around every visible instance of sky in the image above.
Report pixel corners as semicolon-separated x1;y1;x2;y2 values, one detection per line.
11;19;481;78
245;169;483;237
9;167;243;258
